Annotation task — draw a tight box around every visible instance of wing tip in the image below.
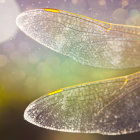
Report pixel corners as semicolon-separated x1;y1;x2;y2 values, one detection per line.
24;102;36;125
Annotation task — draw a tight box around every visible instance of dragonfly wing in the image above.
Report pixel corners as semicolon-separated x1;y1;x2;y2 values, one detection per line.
96;83;140;135
24;72;140;134
17;9;140;134
16;9;140;69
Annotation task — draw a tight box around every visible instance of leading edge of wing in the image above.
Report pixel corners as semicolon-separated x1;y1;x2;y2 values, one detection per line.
48;71;140;95
43;8;140;31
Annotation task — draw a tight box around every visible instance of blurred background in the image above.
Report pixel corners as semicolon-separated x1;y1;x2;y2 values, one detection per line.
0;0;140;140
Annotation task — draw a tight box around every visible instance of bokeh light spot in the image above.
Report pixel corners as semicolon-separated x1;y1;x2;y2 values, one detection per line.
0;54;8;67
0;0;20;43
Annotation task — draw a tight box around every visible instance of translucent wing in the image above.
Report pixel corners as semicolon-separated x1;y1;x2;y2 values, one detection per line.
24;72;140;134
16;8;140;68
16;9;140;135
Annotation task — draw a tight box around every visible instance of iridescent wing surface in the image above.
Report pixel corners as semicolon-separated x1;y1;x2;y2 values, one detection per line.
24;71;140;134
16;8;140;135
16;8;140;68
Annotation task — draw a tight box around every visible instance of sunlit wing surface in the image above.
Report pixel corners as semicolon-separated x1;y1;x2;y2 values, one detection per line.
24;71;140;134
16;8;140;135
16;8;140;69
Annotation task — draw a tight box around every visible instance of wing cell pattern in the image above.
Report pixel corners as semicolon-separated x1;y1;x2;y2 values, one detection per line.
16;9;140;68
24;71;140;134
16;8;140;135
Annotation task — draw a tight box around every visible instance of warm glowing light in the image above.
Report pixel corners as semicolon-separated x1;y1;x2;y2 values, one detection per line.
0;0;20;43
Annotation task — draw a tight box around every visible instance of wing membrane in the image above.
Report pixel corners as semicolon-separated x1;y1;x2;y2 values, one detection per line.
24;72;140;134
16;8;140;135
16;9;140;68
